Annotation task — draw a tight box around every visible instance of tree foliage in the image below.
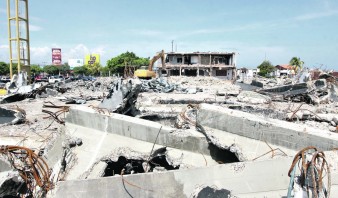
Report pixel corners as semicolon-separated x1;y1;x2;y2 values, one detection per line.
0;62;18;75
0;62;9;75
43;65;59;75
30;64;42;75
85;62;102;76
73;66;88;75
289;57;304;74
257;60;275;77
59;65;71;75
106;51;149;74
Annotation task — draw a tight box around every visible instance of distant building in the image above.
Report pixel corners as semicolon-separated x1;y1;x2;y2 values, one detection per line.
159;52;237;80
237;68;259;81
271;64;295;77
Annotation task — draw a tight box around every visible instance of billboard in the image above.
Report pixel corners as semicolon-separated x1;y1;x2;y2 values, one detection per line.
52;48;62;65
85;54;100;65
68;59;84;68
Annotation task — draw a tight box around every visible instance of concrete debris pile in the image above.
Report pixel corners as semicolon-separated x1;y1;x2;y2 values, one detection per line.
237;91;271;104
99;78;141;115
140;78;203;94
258;79;332;104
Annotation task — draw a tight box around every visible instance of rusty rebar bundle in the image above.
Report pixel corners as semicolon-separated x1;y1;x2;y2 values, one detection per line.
288;146;331;198
42;106;69;125
0;145;52;197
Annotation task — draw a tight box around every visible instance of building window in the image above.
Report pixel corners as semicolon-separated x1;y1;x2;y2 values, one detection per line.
216;70;227;76
177;58;182;63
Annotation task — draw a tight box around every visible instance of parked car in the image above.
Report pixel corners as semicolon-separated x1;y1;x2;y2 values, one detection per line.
48;75;64;83
41;77;48;82
1;76;11;83
35;75;42;82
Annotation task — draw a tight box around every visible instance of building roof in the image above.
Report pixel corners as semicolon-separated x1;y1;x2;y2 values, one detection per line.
276;64;294;70
166;51;235;56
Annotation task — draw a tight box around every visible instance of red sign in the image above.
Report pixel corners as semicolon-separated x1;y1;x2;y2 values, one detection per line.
52;48;62;65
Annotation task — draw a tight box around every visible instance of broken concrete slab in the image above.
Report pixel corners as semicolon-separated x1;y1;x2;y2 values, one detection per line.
237;91;271;104
0;107;16;125
65;106;212;159
197;103;338;151
53;157;328;198
99;78;141;115
258;79;329;104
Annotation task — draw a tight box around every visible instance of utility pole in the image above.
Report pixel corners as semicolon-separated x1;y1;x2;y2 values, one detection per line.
171;40;174;52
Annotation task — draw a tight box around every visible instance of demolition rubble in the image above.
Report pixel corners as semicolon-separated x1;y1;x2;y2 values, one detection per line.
0;71;338;197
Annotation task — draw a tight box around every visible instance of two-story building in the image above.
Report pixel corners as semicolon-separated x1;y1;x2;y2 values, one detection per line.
158;52;237;80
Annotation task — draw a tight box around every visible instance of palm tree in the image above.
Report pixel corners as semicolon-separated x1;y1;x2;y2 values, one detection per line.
289;57;304;74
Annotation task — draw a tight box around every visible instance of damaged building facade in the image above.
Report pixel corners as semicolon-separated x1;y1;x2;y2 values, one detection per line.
159;52;237;80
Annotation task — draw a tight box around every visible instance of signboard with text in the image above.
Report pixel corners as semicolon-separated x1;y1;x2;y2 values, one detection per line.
52;48;62;65
68;59;84;68
85;54;100;65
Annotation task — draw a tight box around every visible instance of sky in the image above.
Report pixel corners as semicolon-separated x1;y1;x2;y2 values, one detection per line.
0;0;337;70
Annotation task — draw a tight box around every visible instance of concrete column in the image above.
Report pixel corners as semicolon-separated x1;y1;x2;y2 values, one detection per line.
209;54;212;77
197;54;201;77
179;67;182;76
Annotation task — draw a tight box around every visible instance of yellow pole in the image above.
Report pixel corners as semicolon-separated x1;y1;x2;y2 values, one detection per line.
15;0;20;74
26;0;30;67
7;0;13;78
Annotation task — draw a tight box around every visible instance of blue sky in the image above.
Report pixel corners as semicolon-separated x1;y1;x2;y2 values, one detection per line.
0;0;337;70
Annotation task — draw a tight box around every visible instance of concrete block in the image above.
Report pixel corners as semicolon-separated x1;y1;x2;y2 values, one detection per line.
197;104;338;151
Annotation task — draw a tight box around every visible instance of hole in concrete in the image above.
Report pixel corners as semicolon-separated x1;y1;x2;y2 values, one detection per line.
0;94;27;104
193;186;231;198
208;144;240;164
140;115;177;126
103;154;180;177
103;156;145;176
0;108;16;124
0;177;28;198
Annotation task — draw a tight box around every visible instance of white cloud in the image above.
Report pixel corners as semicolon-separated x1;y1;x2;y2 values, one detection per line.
294;10;338;21
63;44;90;61
30;16;45;22
30;46;50;64
29;24;43;31
0;45;9;49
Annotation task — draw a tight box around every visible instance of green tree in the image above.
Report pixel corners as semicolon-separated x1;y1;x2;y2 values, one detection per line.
43;65;59;75
0;62;9;75
289;57;304;74
30;64;42;75
0;62;18;75
85;62;102;76
100;66;111;76
106;51;150;74
257;60;275;77
60;64;71;75
73;66;88;75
